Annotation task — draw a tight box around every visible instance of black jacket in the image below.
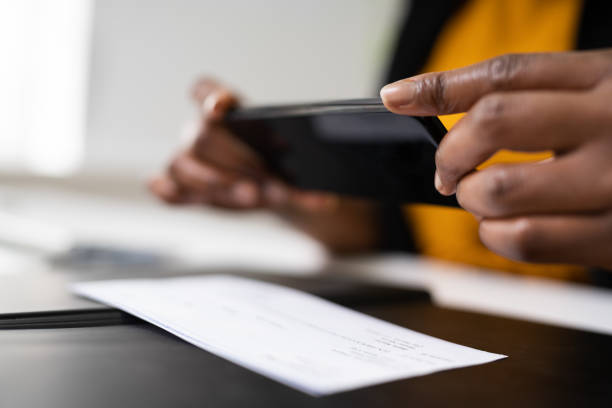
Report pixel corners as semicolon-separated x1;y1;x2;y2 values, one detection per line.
385;0;612;83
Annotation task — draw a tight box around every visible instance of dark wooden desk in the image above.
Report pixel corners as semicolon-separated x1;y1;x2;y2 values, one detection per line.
1;295;611;407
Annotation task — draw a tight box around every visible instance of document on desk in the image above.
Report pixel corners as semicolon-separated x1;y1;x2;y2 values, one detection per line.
72;275;505;396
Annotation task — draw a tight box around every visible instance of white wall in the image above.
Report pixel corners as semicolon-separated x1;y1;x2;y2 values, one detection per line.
85;0;405;175
0;0;92;176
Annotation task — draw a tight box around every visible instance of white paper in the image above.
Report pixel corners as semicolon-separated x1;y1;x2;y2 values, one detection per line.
72;275;506;396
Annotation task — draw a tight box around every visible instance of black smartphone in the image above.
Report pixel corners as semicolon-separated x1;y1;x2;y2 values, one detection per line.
225;98;457;206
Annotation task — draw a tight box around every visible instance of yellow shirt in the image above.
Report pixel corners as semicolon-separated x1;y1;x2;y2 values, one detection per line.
405;0;586;279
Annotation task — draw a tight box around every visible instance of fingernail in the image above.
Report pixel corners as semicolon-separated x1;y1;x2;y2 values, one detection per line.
380;80;416;108
232;181;258;206
434;171;456;196
202;91;221;116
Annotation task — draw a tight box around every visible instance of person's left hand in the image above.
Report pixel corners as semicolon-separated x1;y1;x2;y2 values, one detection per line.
381;50;612;268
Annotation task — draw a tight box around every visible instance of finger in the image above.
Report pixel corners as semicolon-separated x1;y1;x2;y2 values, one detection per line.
258;179;336;212
479;213;612;267
204;179;295;210
191;78;219;103
202;89;238;122
169;151;267;208
207;180;261;209
190;78;239;122
260;180;291;207
258;180;340;213
152;175;262;209
457;147;612;218
168;152;236;194
148;175;186;204
191;123;265;177
286;189;340;213
380;50;611;115
191;78;235;106
434;90;600;194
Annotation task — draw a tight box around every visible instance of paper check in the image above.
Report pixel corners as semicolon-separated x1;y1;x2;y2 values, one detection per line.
72;275;505;395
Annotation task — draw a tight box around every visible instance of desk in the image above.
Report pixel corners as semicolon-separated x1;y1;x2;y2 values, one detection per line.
4;254;612;336
1;179;612;406
2;297;611;407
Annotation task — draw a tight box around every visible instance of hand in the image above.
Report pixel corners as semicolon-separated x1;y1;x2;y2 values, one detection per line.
381;50;612;268
149;78;337;211
149;78;380;252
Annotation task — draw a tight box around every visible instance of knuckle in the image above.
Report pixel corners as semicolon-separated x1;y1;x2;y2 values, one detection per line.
481;168;515;212
488;53;525;90
472;94;507;129
508;218;540;262
457;168;516;216
485;168;510;198
415;73;454;112
469;94;508;148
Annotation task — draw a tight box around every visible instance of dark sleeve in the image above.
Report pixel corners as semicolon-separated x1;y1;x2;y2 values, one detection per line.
576;1;612;50
383;0;467;83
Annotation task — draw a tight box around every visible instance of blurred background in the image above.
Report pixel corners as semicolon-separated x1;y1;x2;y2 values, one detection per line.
2;0;612;335
1;0;402;178
0;0;403;274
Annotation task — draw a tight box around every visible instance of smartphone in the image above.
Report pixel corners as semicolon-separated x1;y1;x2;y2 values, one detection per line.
225;98;457;206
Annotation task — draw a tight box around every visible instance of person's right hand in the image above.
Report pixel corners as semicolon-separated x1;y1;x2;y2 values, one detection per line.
149;79;381;253
149;78;337;212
